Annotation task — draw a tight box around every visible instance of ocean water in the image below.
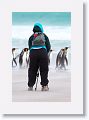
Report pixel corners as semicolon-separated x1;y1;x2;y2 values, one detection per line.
12;25;71;52
12;26;71;68
12;38;70;52
12;12;71;26
12;38;71;68
12;12;71;68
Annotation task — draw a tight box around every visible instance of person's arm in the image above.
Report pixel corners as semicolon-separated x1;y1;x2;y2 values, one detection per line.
44;34;51;53
28;34;34;50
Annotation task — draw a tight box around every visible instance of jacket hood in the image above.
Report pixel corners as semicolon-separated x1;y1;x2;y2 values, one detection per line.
33;22;44;33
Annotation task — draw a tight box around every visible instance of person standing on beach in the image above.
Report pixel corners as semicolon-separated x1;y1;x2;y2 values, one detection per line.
28;22;51;91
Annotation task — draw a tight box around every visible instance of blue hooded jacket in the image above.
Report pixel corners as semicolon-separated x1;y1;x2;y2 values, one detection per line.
33;22;44;33
28;23;51;53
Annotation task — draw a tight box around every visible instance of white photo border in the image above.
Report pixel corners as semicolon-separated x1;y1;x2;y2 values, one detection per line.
0;0;83;114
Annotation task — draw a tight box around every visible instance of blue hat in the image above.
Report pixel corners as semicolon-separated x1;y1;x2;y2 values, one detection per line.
34;22;44;33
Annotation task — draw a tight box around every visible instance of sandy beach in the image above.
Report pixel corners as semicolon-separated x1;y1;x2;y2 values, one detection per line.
12;66;71;102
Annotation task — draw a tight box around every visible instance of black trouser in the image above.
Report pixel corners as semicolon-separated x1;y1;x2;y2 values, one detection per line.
28;48;49;87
